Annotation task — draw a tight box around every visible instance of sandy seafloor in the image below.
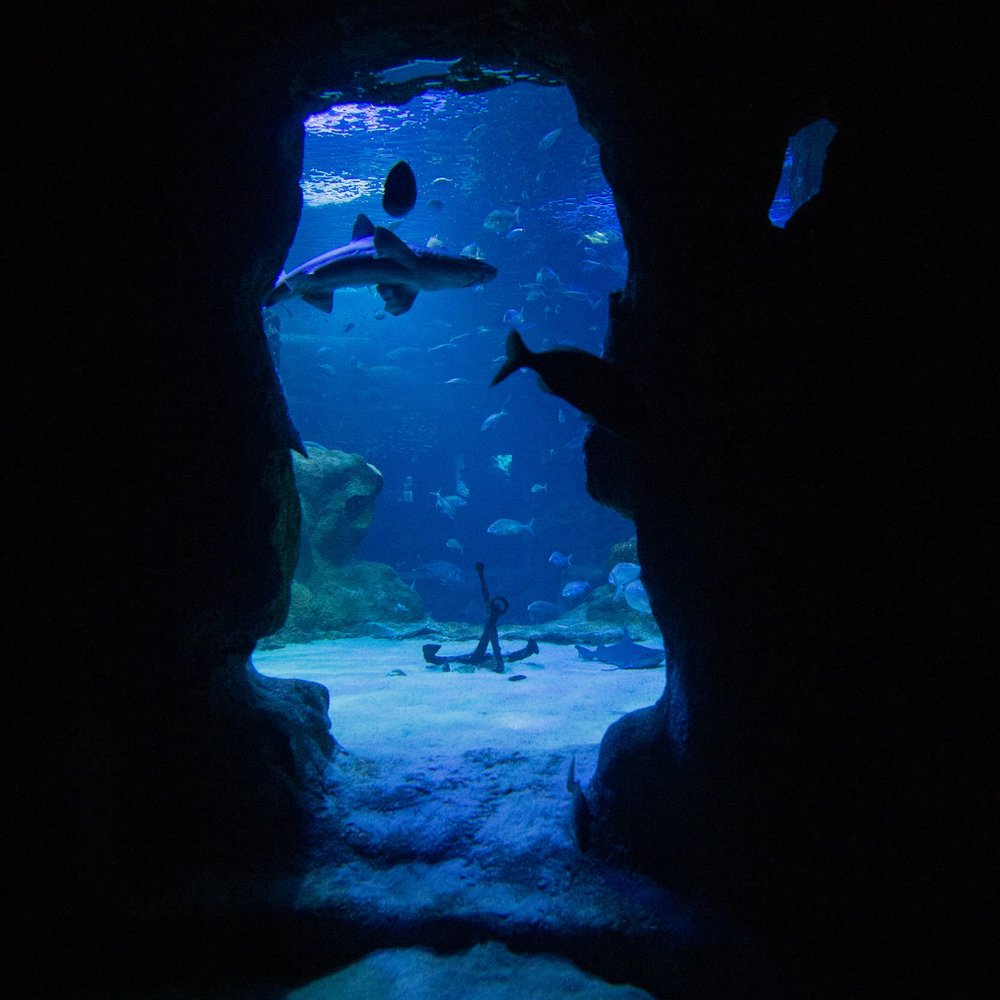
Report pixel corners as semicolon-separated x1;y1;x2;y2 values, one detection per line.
251;634;762;999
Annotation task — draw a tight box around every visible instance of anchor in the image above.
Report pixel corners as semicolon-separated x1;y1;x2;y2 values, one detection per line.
422;561;539;672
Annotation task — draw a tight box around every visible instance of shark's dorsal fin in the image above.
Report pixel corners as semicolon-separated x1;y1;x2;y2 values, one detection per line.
374;226;419;266
352;213;376;240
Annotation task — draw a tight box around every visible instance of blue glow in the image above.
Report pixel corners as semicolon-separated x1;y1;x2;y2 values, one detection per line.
768;118;837;228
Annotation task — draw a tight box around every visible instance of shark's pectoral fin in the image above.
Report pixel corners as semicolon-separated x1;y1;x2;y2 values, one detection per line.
301;290;334;313
378;284;418;315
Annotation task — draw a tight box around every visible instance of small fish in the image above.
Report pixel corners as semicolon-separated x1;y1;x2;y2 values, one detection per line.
406;559;466;588
548;551;573;568
455;478;470;498
427;198;445;213
426;235;447;250
445;537;463;554
537;127;563;151
431;489;457;518
460;243;483;259
487;517;535;537
464;123;488;142
562;580;591;599
502;308;525;326
382;160;417;218
385;346;423;362
531;483;547;494
480;397;510;431
526;599;560;621
623;578;652;614
483;208;518;233
444;377;470;385
431;176;454;186
427;341;457;352
491;330;648;442
608;562;641;599
508;674;527;682
505;227;525;240
386;668;407;677
536;266;560;284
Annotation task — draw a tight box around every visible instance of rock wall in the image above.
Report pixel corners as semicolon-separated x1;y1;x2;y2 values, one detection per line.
10;3;992;996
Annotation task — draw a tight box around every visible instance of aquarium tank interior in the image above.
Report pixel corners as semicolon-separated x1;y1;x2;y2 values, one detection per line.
262;81;650;636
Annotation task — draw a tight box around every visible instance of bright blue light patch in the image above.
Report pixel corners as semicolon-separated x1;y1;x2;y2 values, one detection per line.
768;118;838;228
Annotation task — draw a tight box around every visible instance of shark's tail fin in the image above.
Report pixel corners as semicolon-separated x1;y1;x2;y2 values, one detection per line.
490;329;531;387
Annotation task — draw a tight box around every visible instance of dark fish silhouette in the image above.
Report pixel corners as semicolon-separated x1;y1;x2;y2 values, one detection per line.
574;627;664;669
382;160;417;217
491;330;647;441
264;214;497;315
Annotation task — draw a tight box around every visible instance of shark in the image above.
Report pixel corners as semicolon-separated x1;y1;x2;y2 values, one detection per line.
574;627;665;669
264;213;498;315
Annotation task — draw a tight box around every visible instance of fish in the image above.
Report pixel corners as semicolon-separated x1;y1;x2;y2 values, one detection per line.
490;329;647;442
531;483;547;494
548;551;572;568
505;228;525;240
561;580;591;599
623;578;652;614
464;123;488;142
460;243;483;259
431;489;458;518
480;397;510;431
483;208;518;233
264;213;498;316
426;235;447;250
526;599;560;622
445;538;463;554
508;674;527;682
537;127;563;151
444;377;470;385
574;627;665;669
382;160;417;218
502;308;525;326
487;517;534;537
406;559;466;588
536;266;560;284
431;176;454;186
566;755;591;852
427;198;444;213
609;561;641;599
385;346;423;363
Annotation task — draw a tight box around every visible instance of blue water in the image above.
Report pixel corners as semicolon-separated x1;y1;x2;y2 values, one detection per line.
271;83;633;623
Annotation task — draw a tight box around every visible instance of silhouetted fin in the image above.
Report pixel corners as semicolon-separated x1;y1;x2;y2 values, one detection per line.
374;225;420;266
377;284;418;315
352;213;376;240
301;290;334;313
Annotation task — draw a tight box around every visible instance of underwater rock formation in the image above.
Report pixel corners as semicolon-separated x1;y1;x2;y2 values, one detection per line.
286;448;423;636
294;448;383;570
12;3;993;998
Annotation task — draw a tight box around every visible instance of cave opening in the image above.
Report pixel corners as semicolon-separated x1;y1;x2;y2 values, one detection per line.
256;76;666;764
245;71;678;989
